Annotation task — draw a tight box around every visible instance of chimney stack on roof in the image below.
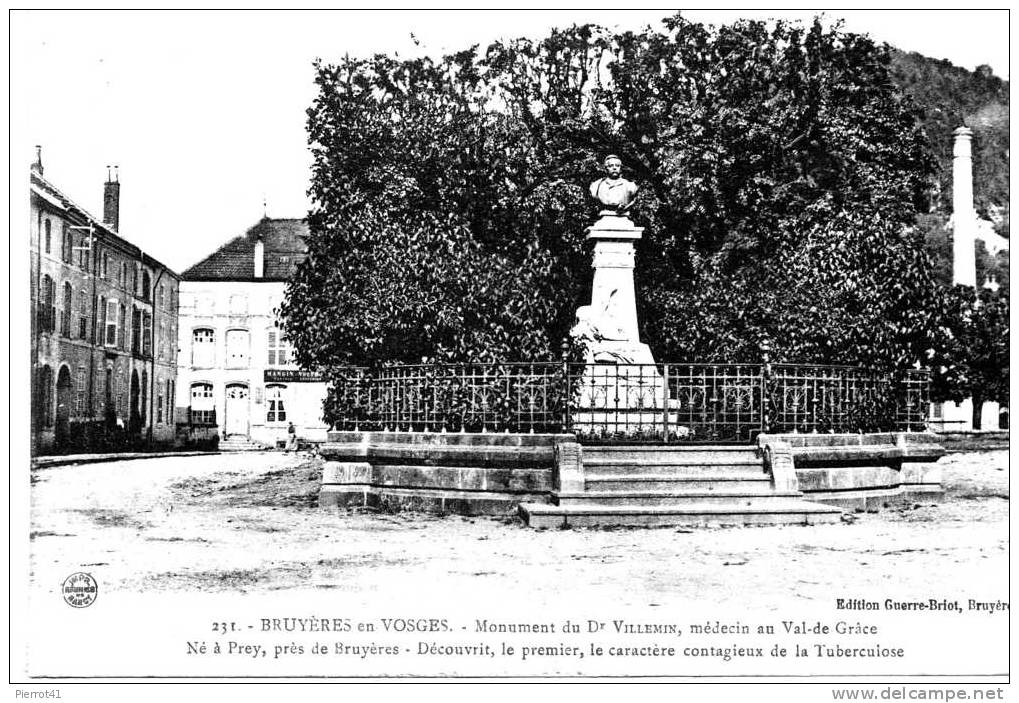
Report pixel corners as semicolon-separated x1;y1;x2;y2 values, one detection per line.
31;145;44;175
103;165;121;232
254;236;265;278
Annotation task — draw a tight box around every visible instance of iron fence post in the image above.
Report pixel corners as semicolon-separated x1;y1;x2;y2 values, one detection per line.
561;361;569;434
760;340;772;435
662;363;670;442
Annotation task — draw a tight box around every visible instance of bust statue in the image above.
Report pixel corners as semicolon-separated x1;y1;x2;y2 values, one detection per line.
589;154;639;213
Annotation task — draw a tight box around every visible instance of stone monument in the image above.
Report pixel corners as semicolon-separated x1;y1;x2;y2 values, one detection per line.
571;156;666;428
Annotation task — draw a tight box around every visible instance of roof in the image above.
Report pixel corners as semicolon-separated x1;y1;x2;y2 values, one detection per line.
30;170;178;277
181;217;309;282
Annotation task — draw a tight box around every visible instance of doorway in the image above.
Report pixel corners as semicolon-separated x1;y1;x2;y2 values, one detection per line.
225;383;249;437
55;365;72;447
130;370;141;436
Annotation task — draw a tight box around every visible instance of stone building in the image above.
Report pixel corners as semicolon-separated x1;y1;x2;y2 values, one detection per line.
176;217;328;448
30;148;180;453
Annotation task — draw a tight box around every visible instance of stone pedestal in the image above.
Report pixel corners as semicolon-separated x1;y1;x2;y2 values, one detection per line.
583;214;653;362
572;213;665;425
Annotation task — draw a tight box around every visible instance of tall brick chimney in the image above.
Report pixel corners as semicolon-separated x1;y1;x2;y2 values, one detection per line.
31;145;43;175
952;127;976;287
103;165;120;232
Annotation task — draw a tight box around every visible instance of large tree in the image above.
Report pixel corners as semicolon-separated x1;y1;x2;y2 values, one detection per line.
283;16;947;404
931;287;1010;428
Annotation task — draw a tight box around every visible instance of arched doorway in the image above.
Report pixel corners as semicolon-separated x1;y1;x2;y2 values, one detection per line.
55;365;72;448
130;370;141;436
225;383;249;438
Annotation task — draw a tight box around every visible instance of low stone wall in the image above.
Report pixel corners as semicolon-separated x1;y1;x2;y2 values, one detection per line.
318;432;572;515
758;432;945;511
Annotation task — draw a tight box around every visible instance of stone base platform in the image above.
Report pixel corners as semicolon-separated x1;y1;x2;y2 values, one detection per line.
317;431;946;525
317;432;567;516
758;432;946;512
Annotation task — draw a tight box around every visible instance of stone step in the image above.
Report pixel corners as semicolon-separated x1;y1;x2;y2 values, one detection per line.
583;460;765;477
582;447;759;463
586;474;769;491
519;499;843;529
557;490;802;507
584;455;762;465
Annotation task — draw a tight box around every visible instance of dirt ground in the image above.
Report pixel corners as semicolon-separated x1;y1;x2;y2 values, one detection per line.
27;449;1009;610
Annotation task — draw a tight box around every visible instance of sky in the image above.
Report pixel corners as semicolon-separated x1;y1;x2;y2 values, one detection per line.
11;9;1011;272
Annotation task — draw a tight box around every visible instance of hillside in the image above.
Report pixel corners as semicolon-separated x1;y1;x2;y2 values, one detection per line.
889;50;1009;233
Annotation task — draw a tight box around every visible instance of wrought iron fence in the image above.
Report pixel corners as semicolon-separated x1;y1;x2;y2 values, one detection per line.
330;362;930;443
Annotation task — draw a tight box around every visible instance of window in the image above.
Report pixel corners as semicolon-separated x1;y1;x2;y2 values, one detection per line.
225;329;250;369
157;378;164;424
62;225;73;264
78;234;90;270
119;304;127;350
75;366;86;416
158;321;166;359
142;312;152;356
105;299;119;347
192;328;215;368
229;294;247;315
267;326;291;367
132;265;139;296
165;379;172;424
77;291;88;339
158;284;165;309
120;262;128;289
60;282;72;337
141;270;151;302
44;219;51;254
131;308;142;354
98;295;106;342
265;384;287;423
101;252;109;279
39;275;56;332
197;294;215;315
190;383;215;425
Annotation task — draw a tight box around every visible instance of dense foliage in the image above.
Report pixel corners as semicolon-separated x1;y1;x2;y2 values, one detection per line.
283;15;974;421
930;287;1010;421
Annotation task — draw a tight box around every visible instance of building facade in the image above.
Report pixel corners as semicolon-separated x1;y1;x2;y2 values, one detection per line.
176;218;328;447
30;149;180;453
